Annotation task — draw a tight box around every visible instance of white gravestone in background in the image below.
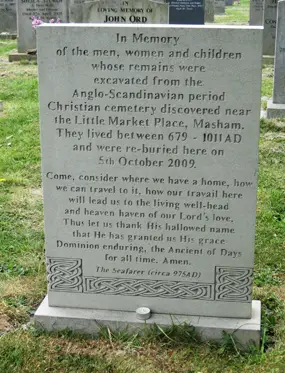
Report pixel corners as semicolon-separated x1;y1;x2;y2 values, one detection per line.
17;0;68;53
69;0;168;24
37;24;262;320
214;0;225;14
267;0;285;118
263;0;277;55
0;0;17;33
250;0;265;25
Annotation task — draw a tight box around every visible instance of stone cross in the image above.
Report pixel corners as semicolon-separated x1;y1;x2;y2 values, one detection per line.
267;0;285;117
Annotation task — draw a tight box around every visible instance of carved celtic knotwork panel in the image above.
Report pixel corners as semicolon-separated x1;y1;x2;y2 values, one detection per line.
47;257;83;292
215;266;253;302
84;277;213;300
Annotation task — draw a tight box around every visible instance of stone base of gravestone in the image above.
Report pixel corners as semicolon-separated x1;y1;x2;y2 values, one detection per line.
8;53;37;63
0;33;17;40
267;100;285;119
262;55;275;64
35;297;261;351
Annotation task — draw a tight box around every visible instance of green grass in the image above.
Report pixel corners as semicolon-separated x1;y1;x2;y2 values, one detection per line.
215;0;250;25
0;16;285;372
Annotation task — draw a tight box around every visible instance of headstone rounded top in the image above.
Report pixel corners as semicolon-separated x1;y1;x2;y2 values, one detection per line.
136;307;151;320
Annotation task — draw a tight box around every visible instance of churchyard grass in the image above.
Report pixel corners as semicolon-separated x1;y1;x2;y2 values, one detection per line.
1;27;285;372
214;0;250;24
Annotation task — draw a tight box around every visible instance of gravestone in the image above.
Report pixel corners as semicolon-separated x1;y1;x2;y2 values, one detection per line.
205;0;215;22
0;0;17;33
169;0;204;24
35;23;262;348
69;0;168;24
263;0;277;55
226;0;233;6
267;0;285;118
17;0;68;53
250;0;264;25
69;0;205;25
214;0;225;14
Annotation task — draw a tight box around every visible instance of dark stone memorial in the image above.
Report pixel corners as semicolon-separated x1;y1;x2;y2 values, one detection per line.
169;0;204;24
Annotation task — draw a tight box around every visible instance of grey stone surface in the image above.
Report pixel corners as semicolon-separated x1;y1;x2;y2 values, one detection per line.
17;0;68;53
37;24;262;319
214;0;225;14
35;296;261;350
250;0;264;25
263;0;277;55
267;100;285;118
205;0;215;22
226;0;233;5
69;0;168;24
266;0;285;118
272;0;285;104
9;52;37;62
0;0;16;33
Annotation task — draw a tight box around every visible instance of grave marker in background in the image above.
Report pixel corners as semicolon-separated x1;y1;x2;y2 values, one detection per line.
250;0;264;25
263;0;277;55
267;0;285;117
0;0;17;34
205;0;215;22
17;0;68;53
214;0;225;14
69;0;168;24
169;0;204;24
35;24;262;347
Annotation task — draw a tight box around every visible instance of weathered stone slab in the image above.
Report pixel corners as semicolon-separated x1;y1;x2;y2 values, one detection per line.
35;296;261;350
205;0;215;22
17;0;68;53
0;0;16;33
69;0;168;24
37;24;262;319
250;0;264;25
267;0;285;118
214;0;225;14
263;0;277;55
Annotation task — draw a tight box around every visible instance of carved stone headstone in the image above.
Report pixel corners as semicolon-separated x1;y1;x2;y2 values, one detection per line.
169;0;204;24
17;0;68;53
250;0;264;25
0;0;16;33
69;0;168;24
214;0;225;14
263;0;277;55
267;0;285;117
36;23;262;337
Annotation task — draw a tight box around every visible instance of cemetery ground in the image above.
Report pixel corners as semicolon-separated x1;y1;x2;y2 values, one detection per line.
0;24;285;373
